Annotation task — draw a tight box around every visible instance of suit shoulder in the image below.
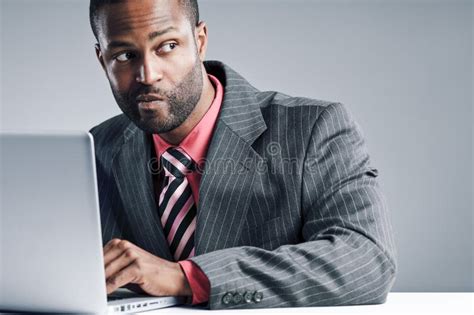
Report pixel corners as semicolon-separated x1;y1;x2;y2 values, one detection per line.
256;90;334;106
91;112;130;129
89;114;131;159
254;90;346;123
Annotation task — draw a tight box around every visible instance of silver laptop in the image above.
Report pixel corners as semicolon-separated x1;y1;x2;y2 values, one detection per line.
0;131;185;313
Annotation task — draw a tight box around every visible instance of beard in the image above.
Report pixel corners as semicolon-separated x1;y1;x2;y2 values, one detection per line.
111;57;203;134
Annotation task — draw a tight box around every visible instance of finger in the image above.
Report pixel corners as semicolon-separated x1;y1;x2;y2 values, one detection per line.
106;263;140;295
104;239;136;266
105;248;138;280
103;239;123;265
103;238;121;253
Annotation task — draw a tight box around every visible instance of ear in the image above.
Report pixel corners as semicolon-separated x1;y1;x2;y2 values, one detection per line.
95;43;107;72
195;21;208;62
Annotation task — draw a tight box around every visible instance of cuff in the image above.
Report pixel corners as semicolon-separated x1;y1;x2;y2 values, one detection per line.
177;260;210;305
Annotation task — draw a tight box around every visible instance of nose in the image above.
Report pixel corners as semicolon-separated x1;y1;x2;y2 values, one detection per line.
135;55;163;85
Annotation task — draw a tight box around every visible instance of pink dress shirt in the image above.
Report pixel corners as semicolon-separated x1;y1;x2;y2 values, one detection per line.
152;74;224;305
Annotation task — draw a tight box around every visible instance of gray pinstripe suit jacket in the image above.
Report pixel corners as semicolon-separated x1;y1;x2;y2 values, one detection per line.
90;60;397;310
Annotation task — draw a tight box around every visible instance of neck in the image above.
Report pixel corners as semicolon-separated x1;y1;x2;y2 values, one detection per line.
158;67;215;145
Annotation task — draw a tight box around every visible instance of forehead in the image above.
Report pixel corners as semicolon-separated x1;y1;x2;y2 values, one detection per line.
96;0;188;42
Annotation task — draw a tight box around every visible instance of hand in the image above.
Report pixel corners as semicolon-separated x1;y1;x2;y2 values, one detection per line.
103;238;192;297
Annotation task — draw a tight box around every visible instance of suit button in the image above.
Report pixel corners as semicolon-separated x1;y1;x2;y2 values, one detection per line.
243;291;253;303
253;291;263;303
222;292;233;305
233;292;243;304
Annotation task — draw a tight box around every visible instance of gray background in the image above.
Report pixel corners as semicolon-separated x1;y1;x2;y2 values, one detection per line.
1;0;472;292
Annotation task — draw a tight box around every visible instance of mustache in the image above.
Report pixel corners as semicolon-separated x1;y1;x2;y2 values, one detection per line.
131;86;168;99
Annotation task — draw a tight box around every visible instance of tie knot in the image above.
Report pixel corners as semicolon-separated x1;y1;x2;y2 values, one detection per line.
160;147;194;178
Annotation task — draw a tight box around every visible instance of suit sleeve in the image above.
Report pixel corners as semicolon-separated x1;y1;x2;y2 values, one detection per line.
189;103;398;309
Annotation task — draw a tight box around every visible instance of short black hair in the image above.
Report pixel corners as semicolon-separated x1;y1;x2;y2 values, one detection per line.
89;0;199;40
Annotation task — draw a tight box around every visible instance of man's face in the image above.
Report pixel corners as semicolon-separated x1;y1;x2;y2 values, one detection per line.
95;0;204;134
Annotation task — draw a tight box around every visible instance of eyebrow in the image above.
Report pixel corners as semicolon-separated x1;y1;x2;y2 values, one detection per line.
107;26;177;49
148;26;177;41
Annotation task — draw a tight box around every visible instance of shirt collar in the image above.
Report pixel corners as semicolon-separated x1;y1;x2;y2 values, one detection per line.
152;74;224;167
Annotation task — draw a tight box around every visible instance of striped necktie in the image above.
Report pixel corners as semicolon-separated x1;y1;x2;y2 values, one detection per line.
158;147;196;261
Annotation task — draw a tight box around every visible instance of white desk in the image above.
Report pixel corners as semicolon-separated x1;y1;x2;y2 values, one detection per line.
144;293;473;315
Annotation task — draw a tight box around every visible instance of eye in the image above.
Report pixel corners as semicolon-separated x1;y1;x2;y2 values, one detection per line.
159;42;177;54
115;52;135;62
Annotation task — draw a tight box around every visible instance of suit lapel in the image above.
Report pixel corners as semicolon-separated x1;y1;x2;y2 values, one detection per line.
112;125;172;260
195;61;268;255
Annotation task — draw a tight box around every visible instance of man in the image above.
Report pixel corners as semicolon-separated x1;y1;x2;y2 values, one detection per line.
89;0;398;310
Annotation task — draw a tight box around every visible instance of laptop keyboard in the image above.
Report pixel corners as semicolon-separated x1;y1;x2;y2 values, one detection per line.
108;288;148;301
